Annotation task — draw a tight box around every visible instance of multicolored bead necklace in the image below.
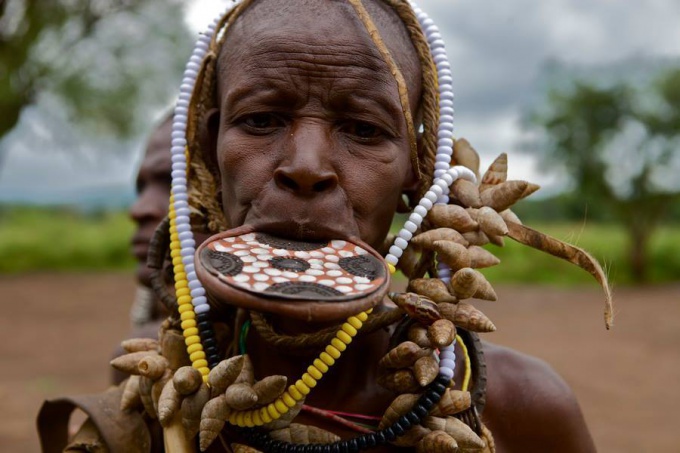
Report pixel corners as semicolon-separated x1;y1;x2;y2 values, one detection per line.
168;0;468;450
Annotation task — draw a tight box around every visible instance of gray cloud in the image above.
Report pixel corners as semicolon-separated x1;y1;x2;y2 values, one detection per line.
3;0;680;202
420;0;680;186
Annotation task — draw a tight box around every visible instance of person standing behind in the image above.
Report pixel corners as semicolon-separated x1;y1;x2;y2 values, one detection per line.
112;115;173;384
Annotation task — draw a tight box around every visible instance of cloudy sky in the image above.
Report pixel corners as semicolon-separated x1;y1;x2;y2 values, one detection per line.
2;0;679;204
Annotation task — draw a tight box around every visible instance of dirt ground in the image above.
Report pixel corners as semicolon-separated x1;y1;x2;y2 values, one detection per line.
1;272;678;452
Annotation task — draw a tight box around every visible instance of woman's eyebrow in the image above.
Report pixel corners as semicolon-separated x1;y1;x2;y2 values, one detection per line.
224;84;301;113
331;91;403;124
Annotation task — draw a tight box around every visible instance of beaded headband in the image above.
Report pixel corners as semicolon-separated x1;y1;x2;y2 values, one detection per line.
168;0;471;438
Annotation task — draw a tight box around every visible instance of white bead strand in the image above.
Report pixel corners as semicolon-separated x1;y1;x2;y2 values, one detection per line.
170;3;240;311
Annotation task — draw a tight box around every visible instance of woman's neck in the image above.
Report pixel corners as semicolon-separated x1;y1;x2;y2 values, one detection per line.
244;315;396;416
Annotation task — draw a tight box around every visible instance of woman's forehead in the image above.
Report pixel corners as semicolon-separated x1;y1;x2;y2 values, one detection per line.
216;0;421;110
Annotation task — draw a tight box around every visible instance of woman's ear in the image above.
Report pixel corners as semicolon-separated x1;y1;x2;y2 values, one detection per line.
198;107;221;177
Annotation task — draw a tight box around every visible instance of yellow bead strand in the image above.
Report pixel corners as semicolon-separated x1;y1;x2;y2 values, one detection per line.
168;195;210;381
223;308;373;427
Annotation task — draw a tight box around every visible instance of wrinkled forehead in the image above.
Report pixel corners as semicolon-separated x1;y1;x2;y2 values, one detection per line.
215;0;421;108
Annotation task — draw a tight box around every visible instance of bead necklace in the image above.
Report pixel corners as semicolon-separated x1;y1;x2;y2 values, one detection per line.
168;0;466;450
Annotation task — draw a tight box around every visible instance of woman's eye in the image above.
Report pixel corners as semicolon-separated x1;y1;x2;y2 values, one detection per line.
345;121;384;140
243;113;282;129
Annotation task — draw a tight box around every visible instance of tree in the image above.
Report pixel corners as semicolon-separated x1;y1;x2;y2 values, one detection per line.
0;0;193;167
527;68;680;282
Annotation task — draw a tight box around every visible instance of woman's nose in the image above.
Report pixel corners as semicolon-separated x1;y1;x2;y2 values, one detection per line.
274;122;338;196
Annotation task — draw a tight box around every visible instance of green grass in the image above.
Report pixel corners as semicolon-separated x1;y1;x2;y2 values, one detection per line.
390;217;680;285
0;207;135;273
465;222;680;285
1;207;678;285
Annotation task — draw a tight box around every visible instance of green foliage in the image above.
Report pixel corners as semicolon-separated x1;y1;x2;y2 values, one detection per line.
0;0;193;141
537;83;630;200
526;66;680;281
0;206;135;273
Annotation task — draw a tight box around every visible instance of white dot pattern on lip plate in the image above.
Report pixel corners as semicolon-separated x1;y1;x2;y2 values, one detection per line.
204;234;387;298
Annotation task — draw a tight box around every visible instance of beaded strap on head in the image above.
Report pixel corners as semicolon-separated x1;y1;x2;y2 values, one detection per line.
170;2;465;448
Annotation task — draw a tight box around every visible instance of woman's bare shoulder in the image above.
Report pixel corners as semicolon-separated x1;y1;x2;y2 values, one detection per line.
479;341;596;453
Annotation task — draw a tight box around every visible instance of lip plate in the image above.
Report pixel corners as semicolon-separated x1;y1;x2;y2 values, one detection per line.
194;226;390;323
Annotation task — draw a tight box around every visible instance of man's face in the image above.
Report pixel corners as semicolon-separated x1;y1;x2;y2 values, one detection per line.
209;2;419;251
130;119;172;286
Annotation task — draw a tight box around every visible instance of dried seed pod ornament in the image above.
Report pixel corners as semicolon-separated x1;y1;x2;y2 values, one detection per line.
427;319;457;348
414;355;440;387
110;351;159;376
433;240;472;271
120;375;142;412
160;327;191;371
379;341;431;370
151;369;172;414
408;278;458;304
377;369;421;393
430;389;472;417
181;383;210;438
407;324;433;348
499;208;522;225
453;138;481;179
397;243;422;278
479;153;508;192
379;393;420;429
199;394;231;451
475;207;509;237
234;355;255;385
388;292;442;325
138;355;170;381
224;382;258;410
270;424;341;444
471;271;498;301
480;180;540;213
462;230;490;247
412;227;470;248
506;221;614;329
173;366;203;396
252;375;288;405
450;179;483;208
208;355;245;398
427;205;479;233
448;268;479;300
440;302;497;333
392;425;431;448
480;423;496;453
158;379;183;427
121;338;159;353
423;416;486;450
467;246;501;269
139;375;156;419
416;430;459;453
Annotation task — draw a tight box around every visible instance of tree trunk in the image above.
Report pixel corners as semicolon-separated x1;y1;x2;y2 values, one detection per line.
628;224;649;283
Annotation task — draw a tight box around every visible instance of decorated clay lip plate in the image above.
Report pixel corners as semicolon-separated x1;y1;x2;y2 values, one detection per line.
195;226;390;322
